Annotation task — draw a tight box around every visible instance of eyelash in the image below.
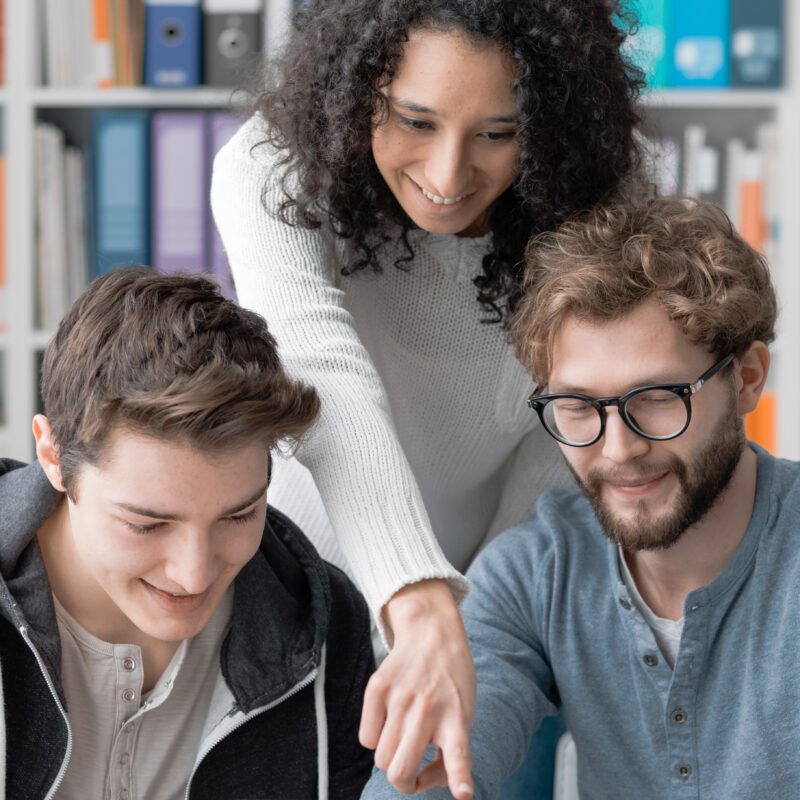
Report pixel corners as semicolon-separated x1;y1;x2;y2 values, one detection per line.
123;508;259;535
398;116;515;142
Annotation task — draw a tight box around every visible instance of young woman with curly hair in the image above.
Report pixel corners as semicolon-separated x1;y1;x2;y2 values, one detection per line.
210;1;643;796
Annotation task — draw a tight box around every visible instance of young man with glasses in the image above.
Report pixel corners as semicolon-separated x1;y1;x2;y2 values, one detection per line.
363;196;795;799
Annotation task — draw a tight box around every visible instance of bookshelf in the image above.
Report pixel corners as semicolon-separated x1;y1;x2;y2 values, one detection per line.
2;1;800;461
1;0;293;460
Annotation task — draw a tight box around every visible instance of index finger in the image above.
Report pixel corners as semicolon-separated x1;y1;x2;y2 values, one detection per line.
438;725;473;800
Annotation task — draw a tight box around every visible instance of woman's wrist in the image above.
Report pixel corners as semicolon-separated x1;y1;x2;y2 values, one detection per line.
383;578;461;636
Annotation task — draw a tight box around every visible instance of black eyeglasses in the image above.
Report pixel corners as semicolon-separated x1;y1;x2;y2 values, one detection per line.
528;353;735;447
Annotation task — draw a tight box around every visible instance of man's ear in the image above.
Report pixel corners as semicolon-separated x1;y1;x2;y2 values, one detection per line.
32;415;67;493
734;341;770;416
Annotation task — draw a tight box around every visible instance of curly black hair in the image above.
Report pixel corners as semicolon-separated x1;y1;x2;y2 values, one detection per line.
251;0;645;323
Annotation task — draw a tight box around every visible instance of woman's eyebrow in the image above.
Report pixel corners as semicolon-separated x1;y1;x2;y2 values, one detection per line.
390;97;519;124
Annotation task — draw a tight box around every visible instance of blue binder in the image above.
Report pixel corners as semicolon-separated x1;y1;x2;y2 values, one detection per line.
730;0;783;88
621;0;669;89
671;0;729;88
143;0;202;88
91;110;151;276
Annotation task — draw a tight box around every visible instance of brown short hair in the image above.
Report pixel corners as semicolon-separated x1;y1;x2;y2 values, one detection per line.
41;268;320;495
510;196;778;385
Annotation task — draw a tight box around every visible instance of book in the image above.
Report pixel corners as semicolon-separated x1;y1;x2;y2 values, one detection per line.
208;112;241;298
621;0;669;88
151;111;208;275
91;110;151;276
35;123;70;329
203;0;262;87
144;0;202;87
730;0;783;88
671;0;729;87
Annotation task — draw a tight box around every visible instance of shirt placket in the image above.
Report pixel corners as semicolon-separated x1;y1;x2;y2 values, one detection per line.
664;590;708;799
107;644;143;800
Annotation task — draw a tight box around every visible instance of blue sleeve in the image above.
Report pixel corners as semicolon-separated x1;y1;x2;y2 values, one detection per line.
361;516;562;800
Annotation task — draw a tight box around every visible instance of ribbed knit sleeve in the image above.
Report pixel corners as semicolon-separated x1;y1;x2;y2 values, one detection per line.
210;116;467;623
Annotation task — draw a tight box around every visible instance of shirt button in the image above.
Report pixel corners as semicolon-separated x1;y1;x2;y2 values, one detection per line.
122;688;136;702
121;789;130;800
120;752;130;765
618;596;632;610
122;657;137;672
677;763;692;779
671;708;688;725
643;653;659;668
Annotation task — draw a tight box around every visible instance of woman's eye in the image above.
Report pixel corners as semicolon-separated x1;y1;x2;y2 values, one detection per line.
480;130;515;142
399;116;433;132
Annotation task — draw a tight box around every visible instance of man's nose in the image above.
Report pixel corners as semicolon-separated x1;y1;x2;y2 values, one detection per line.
601;407;650;464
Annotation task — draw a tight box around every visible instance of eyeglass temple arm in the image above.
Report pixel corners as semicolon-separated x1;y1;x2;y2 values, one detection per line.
688;353;736;394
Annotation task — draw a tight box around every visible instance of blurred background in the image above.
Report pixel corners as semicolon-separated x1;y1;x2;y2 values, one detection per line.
0;0;795;462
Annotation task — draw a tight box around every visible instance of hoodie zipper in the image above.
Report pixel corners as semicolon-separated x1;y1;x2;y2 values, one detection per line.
19;625;73;800
183;667;319;800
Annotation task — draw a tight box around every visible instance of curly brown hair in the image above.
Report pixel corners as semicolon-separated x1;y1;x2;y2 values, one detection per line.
511;196;778;384
252;0;644;323
41;268;320;496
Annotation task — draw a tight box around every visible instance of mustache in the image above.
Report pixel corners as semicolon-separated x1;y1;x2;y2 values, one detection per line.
585;456;685;487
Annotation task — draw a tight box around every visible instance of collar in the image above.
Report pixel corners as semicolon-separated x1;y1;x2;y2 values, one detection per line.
0;461;332;714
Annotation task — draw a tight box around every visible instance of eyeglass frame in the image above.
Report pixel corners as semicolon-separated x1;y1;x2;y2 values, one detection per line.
527;352;736;448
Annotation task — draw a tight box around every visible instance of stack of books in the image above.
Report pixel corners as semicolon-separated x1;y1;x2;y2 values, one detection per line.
34;110;240;330
41;0;263;88
623;0;783;89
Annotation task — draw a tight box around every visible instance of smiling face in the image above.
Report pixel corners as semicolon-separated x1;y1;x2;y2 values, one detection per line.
549;299;747;551
38;426;267;645
370;27;521;237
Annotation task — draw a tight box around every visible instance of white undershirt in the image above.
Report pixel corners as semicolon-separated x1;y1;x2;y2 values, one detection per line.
619;549;684;669
54;589;233;800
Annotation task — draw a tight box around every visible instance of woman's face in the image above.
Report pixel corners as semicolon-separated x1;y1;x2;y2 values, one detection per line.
371;28;521;238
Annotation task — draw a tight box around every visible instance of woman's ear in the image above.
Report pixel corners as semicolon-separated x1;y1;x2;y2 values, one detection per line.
734;341;771;416
32;415;67;493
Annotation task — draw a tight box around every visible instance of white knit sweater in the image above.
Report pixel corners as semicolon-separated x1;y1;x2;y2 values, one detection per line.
210;115;571;620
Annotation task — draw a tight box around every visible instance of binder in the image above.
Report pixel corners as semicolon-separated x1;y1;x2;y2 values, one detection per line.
91;110;150;276
35;123;70;329
0;126;5;330
730;0;783;88
152;112;208;275
671;0;729;87
91;0;114;87
208;112;241;298
203;0;262;87
622;0;669;88
143;0;201;87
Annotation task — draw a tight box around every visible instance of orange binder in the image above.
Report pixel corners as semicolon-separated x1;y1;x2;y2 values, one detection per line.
92;0;114;87
745;391;776;453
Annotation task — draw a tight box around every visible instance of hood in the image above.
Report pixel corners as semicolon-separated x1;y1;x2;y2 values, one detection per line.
0;459;332;713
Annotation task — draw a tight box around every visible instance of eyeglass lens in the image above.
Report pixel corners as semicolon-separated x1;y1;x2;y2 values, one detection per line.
543;389;689;444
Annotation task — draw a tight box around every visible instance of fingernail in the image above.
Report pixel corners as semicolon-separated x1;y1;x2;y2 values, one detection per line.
458;783;473;795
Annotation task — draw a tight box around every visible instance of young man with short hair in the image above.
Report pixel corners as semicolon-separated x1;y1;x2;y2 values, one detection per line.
363;196;799;799
0;268;374;799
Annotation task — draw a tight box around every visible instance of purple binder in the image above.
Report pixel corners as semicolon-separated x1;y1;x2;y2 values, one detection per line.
151;112;208;275
208;112;241;300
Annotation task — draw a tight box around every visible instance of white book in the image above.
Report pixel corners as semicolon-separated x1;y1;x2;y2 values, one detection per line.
35;123;70;330
73;0;97;87
757;122;779;269
64;149;89;305
725;137;745;226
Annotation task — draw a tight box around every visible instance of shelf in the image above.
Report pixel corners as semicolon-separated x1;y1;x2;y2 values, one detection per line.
32;87;244;109
641;89;786;109
31;330;55;350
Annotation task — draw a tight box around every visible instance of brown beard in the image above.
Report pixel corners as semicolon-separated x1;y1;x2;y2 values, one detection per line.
567;400;746;552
